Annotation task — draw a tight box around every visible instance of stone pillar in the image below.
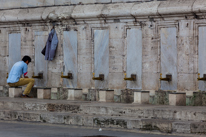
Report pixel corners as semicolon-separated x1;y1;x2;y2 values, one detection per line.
178;20;196;92
99;90;114;102
169;92;186;106
9;87;22;98
133;91;150;104
67;89;82;101
37;88;51;99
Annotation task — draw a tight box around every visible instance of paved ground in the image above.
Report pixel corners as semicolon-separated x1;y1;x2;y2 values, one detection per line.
0;121;185;137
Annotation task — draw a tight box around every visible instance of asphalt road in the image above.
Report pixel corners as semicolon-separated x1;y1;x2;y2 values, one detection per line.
0;121;186;137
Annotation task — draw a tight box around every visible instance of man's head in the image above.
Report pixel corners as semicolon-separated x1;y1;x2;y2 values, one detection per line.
22;55;31;65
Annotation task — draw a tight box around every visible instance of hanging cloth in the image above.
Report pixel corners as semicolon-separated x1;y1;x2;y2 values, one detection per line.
41;28;58;61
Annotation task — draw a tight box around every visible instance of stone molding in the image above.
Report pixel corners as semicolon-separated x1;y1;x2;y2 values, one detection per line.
0;0;206;23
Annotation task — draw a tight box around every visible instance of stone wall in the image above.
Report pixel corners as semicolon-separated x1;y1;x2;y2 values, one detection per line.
1;0;206;92
0;0;164;10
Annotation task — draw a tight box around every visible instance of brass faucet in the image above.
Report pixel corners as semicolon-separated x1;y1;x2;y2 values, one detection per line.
197;73;206;81
124;73;136;81
92;73;104;81
61;72;73;79
159;73;172;81
32;72;43;79
6;73;8;78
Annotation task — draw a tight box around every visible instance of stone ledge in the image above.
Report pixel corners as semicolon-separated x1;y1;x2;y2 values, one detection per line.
0;0;206;23
9;87;22;98
1;97;206;122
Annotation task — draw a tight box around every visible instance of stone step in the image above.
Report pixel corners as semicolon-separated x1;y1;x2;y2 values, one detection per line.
1;97;206;122
0;109;205;134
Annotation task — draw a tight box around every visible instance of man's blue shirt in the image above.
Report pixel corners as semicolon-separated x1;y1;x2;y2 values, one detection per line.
7;61;27;83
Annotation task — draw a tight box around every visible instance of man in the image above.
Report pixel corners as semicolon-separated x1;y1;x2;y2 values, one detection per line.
7;55;35;98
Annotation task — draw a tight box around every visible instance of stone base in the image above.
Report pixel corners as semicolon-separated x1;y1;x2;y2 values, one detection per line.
51;87;63;100
114;95;121;103
51;88;58;100
133;91;149;104
82;93;88;101
151;90;171;105
186;91;206;106
99;90;114;102
169;92;186;106
88;89;99;101
9;87;22;98
0;86;9;97
67;89;82;100
120;89;134;103
37;88;51;99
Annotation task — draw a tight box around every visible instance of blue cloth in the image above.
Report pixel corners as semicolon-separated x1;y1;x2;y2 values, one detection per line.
45;29;58;61
7;61;27;83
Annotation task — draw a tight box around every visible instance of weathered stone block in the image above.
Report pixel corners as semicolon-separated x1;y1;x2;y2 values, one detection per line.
121;89;134;103
0;86;9;97
18;112;41;122
149;95;155;104
51;87;58;100
40;113;65;124
82;88;89;94
133;91;149;104
51;87;63;100
169;92;186;106
93;117;127;128
82;93;88;101
65;115;83;126
67;89;82;101
202;92;206;106
87;89;99;101
58;88;68;100
141;119;172;133
0;86;3;91
47;103;80;112
127;120;142;129
186;92;203;106
191;122;206;134
3;111;18;120
99;90;114;102
152;90;171;105
37;88;51;99
172;122;191;133
9;87;22;98
114;95;121;103
24;102;47;111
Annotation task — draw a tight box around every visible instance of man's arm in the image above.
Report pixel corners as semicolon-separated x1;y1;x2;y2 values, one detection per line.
23;64;28;78
24;72;28;78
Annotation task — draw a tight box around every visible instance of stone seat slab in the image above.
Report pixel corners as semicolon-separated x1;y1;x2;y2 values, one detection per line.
9;87;22;98
169;92;186;106
37;88;51;99
99;90;114;102
133;91;150;104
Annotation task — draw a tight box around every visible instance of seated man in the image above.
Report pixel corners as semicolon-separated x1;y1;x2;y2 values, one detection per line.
7;55;35;98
